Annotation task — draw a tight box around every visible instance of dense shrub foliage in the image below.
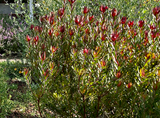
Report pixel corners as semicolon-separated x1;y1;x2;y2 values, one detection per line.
0;65;13;117
24;0;160;117
0;0;159;58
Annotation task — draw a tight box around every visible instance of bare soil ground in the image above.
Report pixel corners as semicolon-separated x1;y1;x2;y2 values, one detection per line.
6;79;40;118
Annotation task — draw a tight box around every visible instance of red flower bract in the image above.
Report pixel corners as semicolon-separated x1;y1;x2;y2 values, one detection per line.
75;15;83;26
24;68;28;75
34;26;42;33
26;35;31;42
96;21;99;26
138;20;144;28
117;81;122;87
60;25;65;33
153;7;160;16
151;31;157;39
39;16;45;23
128;21;134;27
41;44;45;50
89;15;94;22
101;23;107;31
58;7;65;17
149;24;156;30
68;0;76;4
55;32;59;37
34;36;39;43
116;71;121;78
111;32;119;41
85;28;90;34
44;14;48;20
41;52;46;61
101;60;106;67
100;5;108;13
83;6;89;14
30;24;34;30
112;8;117;18
48;29;53;36
127;83;132;89
144;30;148;38
51;46;58;53
121;16;127;24
48;16;55;26
83;48;89;54
101;34;106;41
69;29;74;36
132;29;137;38
43;68;49;77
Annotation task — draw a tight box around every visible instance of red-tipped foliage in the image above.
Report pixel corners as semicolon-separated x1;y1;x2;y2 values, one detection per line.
68;0;76;4
127;83;132;89
89;15;94;22
69;29;74;36
83;48;89;54
100;5;108;13
30;24;34;30
101;34;106;41
149;24;156;30
41;52;46;61
26;35;31;42
34;26;42;33
128;21;134;28
60;25;65;33
151;31;157;39
96;21;99;26
138;20;144;28
51;46;58;53
144;30;148;38
48;13;55;25
112;8;117;18
43;68;49;77
24;68;28;75
34;36;39;44
121;16;127;24
111;32;119;41
48;29;53;36
75;15;83;26
116;71;121;78
83;6;89;14
153;7;160;16
58;7;65;18
85;28;90;34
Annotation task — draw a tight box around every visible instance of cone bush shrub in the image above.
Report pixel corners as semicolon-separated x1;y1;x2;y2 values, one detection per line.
24;1;160;117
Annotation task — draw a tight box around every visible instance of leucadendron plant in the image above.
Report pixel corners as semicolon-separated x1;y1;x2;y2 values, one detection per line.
24;1;160;117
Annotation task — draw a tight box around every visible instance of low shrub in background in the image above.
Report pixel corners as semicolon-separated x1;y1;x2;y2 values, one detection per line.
0;15;26;58
24;0;160;117
0;61;37;117
0;64;13;117
5;60;29;79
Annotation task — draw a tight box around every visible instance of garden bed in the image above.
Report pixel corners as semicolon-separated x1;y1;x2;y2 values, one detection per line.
0;61;40;118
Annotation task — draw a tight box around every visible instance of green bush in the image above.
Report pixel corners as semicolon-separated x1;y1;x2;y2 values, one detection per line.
0;66;13;117
4;60;28;79
24;0;160;117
